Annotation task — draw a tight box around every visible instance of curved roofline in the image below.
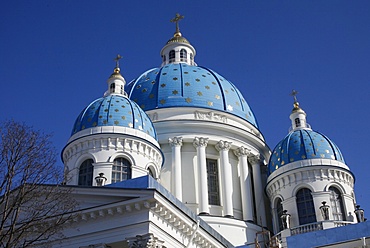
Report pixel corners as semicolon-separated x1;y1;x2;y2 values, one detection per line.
268;129;346;175
127;64;259;127
61;131;164;167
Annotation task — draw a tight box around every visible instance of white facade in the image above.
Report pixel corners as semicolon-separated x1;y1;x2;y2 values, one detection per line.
54;17;363;248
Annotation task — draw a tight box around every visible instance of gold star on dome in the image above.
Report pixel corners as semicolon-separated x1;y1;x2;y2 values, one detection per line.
172;90;178;95
207;101;213;106
205;86;210;90
160;99;166;105
227;105;233;111
185;97;192;103
161;83;166;88
185;82;190;86
121;116;126;120
149;94;154;99
197;91;203;96
215;95;220;99
128;123;133;128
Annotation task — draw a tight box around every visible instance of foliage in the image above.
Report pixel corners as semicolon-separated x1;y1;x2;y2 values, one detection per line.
0;120;77;247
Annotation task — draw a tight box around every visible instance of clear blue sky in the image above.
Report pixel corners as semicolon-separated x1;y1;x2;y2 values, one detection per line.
1;1;370;214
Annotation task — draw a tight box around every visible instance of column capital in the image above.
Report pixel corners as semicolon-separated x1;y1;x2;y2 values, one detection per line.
234;146;251;157
169;136;183;147
215;140;232;151
193;137;209;148
248;154;261;165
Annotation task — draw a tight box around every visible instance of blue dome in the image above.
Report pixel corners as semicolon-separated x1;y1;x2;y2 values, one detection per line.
268;129;344;175
71;95;157;139
127;64;258;127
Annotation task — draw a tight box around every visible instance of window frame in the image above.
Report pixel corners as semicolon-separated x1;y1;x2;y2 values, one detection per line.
296;188;317;225
78;159;94;186
112;157;132;183
206;158;220;206
329;186;345;221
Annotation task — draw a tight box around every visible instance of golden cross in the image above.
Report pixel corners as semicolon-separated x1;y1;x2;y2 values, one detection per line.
114;54;122;68
170;13;184;34
290;89;299;103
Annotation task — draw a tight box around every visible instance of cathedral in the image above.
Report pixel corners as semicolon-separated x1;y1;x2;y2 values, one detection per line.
57;14;368;248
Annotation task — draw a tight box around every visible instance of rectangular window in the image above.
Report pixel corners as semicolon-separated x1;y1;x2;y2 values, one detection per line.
206;159;220;205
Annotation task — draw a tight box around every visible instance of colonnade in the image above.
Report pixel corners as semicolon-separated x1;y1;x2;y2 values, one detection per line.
168;136;267;226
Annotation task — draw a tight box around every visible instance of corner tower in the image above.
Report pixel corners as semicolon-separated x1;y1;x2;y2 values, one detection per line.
266;91;357;237
62;56;163;186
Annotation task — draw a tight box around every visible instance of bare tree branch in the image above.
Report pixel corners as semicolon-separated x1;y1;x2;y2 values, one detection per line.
0;120;77;247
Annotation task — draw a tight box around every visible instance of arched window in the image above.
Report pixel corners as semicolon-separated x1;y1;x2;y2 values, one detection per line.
169;50;175;63
329;186;345;220
112;157;131;183
296;188;317;225
110;83;115;93
190;53;193;62
206;159;220;205
180;49;187;62
78;159;93;186
276;198;284;232
295;118;301;127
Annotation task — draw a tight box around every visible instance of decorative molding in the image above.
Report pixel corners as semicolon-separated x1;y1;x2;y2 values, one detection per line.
168;137;183;147
234;146;251;157
147;112;158;121
63;136;162;167
193;137;209;148
215;140;232;151
194;111;227;123
151;202;215;248
126;233;166;248
266;167;355;199
248;154;260;165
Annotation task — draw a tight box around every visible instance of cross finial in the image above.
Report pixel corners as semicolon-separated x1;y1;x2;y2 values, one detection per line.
290;89;299;103
114;54;123;68
170;13;184;35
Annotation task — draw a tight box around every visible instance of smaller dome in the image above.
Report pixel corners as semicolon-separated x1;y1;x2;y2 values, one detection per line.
268;129;344;175
71;95;157;139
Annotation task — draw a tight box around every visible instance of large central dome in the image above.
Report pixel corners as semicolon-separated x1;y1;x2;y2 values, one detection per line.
127;63;258;127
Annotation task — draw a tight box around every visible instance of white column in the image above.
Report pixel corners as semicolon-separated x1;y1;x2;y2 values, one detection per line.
193;137;209;215
216;140;233;217
169;136;183;201
234;146;254;221
249;154;267;226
